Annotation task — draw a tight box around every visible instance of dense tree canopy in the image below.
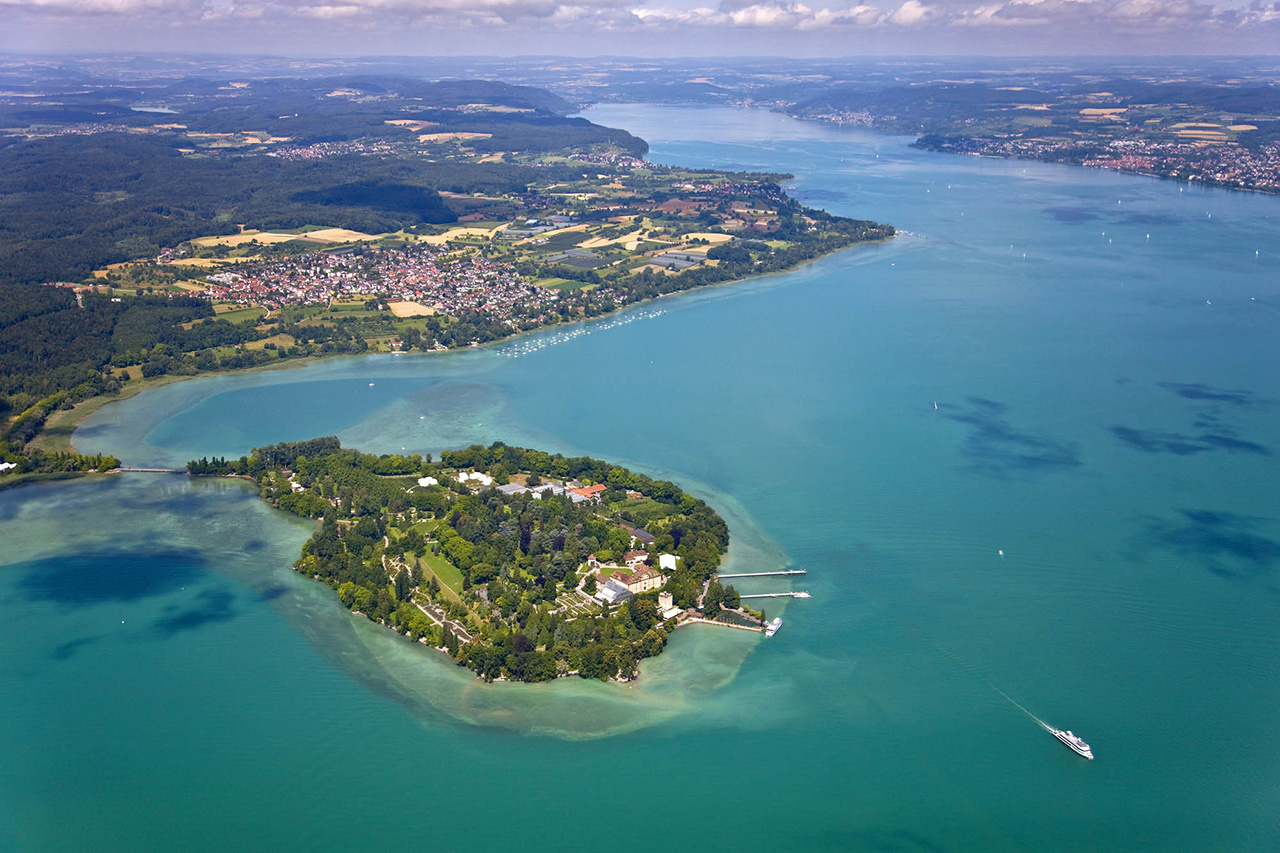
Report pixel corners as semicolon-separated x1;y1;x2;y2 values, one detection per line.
189;439;733;682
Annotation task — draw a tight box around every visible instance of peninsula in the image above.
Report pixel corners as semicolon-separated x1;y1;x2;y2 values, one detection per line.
0;73;892;483
188;438;767;682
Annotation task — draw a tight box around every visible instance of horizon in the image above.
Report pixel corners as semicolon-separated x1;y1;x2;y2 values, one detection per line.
5;0;1280;59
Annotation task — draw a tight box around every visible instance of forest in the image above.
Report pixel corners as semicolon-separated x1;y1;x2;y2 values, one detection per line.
0;75;647;285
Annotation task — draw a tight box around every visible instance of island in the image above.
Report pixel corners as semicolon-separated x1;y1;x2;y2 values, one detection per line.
188;438;768;682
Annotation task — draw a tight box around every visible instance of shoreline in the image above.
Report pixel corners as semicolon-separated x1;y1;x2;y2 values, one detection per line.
39;234;891;456
773;107;1279;198
30;354;336;455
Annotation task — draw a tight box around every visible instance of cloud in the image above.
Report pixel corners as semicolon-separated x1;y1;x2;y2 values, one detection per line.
295;4;364;17
0;0;197;12
889;0;928;23
631;0;936;27
1;0;1278;46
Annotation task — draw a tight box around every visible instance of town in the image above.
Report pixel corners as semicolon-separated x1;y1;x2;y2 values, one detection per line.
920;134;1280;193
200;243;559;325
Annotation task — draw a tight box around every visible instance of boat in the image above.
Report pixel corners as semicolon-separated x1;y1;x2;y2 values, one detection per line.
764;618;783;638
1049;727;1094;760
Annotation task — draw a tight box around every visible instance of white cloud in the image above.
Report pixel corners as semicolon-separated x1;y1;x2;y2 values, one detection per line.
294;3;362;16
0;0;196;11
889;0;929;23
1;0;1278;44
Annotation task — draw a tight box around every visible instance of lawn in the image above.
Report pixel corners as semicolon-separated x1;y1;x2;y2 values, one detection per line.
415;552;465;603
530;277;588;290
214;306;267;324
244;333;295;350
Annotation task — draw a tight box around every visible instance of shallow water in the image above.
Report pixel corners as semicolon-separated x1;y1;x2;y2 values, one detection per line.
6;105;1280;850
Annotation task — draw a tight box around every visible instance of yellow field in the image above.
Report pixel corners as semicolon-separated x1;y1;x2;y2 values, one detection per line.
167;256;261;267
417;225;504;245
192;230;297;247
302;227;380;242
1080;108;1128;116
1228;124;1258;132
386;119;439;131
684;232;733;244
388;301;439;317
1174;129;1229;140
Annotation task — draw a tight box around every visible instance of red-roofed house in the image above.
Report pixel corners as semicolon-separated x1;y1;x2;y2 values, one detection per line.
623;550;650;569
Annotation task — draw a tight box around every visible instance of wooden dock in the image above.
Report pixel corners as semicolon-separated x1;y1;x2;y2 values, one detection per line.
718;569;807;579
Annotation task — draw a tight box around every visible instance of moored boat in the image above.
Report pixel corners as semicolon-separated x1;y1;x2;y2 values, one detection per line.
764;617;783;637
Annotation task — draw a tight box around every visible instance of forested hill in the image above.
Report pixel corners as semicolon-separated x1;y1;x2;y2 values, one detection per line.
0;75;647;286
0;76;578;133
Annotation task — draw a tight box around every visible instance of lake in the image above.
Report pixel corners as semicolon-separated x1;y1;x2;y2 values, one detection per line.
4;104;1280;851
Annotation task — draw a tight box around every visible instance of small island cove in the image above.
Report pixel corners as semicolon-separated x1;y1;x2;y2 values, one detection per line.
189;437;781;683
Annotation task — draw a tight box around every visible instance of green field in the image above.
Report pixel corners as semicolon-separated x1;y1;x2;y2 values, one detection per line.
214;306;267;323
530;277;588;290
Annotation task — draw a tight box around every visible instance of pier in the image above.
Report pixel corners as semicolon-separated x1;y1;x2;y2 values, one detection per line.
740;591;811;599
117;467;187;474
717;569;807;579
684;616;765;633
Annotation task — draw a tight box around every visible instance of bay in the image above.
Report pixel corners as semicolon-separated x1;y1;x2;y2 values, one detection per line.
5;104;1280;850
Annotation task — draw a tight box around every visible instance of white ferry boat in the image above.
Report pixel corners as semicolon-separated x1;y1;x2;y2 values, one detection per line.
764;618;783;638
1049;727;1094;760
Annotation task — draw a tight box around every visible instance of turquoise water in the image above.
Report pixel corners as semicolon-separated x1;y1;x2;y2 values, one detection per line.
7;105;1280;850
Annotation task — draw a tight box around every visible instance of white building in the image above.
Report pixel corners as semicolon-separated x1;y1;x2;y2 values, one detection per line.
417;476;439;487
659;553;679;572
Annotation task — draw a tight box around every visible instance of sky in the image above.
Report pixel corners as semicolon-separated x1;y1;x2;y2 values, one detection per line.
2;0;1280;57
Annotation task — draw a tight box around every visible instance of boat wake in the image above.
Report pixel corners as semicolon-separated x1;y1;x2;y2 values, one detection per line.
991;684;1052;732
